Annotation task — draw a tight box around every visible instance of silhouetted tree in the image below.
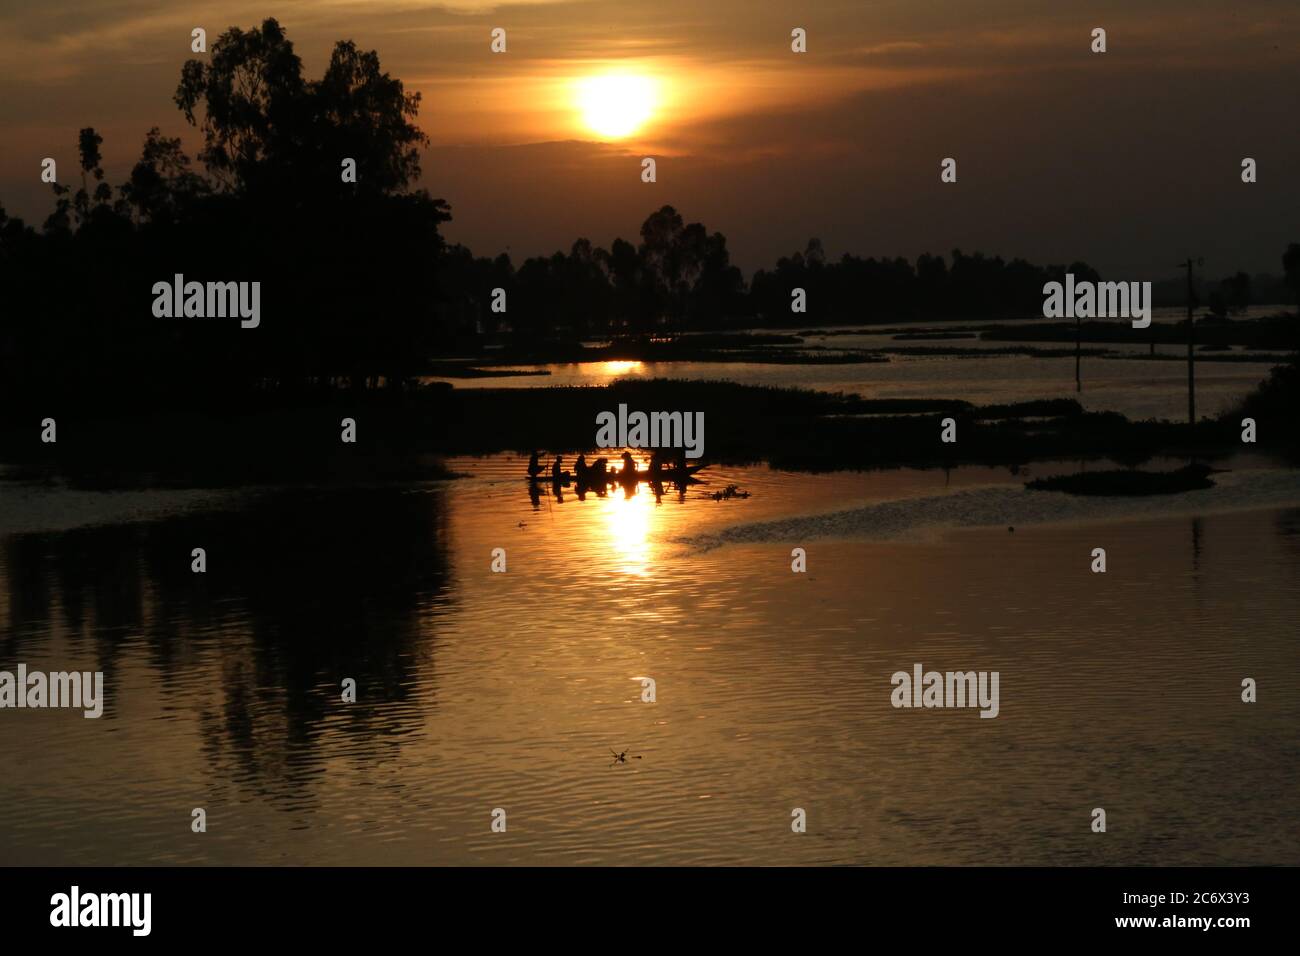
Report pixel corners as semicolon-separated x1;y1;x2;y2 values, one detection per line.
1284;243;1300;351
0;18;454;412
120;128;210;224
167;18;451;389
1284;243;1300;305
1223;272;1251;314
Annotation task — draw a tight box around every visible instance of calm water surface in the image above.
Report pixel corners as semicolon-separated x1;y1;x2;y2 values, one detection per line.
432;311;1286;422
2;456;1297;865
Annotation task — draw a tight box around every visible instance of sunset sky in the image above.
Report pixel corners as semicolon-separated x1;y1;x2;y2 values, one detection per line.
1;0;1297;278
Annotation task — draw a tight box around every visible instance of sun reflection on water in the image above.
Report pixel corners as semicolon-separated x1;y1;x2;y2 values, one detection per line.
598;481;657;576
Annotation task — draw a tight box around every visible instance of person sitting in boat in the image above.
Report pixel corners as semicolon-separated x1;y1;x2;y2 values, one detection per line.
527;450;542;478
552;455;563;481
648;449;665;478
620;451;638;479
574;454;588;480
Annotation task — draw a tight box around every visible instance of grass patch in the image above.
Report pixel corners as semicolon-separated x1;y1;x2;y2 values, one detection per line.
1026;463;1217;496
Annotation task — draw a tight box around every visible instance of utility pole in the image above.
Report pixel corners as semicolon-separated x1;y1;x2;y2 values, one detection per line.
1075;312;1081;392
1185;257;1195;426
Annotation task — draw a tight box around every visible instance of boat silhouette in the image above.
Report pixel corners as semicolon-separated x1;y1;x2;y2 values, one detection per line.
528;471;573;486
525;457;706;490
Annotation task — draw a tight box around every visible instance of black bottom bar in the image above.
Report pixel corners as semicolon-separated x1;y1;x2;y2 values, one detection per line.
0;866;1291;942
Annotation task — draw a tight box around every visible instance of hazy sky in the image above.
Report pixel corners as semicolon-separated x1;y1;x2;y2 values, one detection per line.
2;0;1297;279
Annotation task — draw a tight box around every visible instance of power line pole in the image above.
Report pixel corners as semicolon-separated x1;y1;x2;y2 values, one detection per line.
1186;257;1195;426
1075;312;1081;392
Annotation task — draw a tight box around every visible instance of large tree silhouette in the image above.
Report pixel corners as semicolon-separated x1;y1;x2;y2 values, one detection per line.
0;18;455;409
175;21;427;201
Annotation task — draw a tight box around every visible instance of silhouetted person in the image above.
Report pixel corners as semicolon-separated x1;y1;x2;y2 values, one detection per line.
527;450;542;478
552;455;563;482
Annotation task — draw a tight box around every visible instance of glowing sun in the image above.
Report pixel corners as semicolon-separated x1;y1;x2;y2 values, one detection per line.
575;73;658;139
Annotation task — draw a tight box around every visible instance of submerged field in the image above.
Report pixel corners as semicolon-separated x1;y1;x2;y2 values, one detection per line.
2;455;1298;864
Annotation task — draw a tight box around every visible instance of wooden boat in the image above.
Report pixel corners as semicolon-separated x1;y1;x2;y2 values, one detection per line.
528;460;707;488
528;471;572;486
614;463;708;486
660;470;706;485
649;462;707;480
574;458;609;483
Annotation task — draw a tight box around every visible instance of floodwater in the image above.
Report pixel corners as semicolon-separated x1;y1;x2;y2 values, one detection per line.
431;310;1288;422
437;354;1278;422
2;455;1298;865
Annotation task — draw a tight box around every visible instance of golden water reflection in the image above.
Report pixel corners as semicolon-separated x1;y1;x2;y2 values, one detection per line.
599;481;656;575
5;457;1300;865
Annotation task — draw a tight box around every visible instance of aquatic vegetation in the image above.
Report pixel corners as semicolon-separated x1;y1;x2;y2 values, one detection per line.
1026;464;1217;496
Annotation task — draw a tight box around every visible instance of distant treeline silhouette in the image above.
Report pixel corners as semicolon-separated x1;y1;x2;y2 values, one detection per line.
1;18;1297;412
